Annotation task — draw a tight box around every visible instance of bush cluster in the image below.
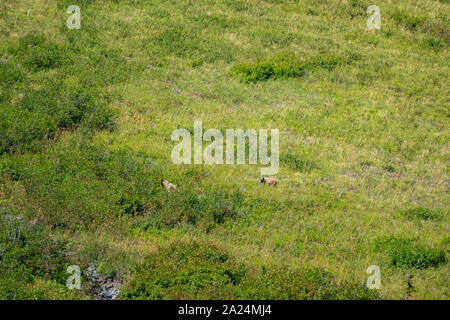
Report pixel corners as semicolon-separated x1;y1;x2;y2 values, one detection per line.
374;236;447;269
230;52;360;82
0;212;76;299
119;241;379;300
0;33;115;155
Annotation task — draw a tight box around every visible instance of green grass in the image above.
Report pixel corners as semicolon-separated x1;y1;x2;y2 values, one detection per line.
0;0;448;299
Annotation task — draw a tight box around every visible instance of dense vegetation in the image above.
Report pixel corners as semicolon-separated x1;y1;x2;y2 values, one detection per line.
0;0;448;299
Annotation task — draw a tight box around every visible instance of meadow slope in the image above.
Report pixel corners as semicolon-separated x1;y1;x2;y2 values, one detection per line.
0;0;448;299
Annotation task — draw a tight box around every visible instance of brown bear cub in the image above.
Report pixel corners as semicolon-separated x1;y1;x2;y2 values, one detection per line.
260;176;278;186
161;179;177;192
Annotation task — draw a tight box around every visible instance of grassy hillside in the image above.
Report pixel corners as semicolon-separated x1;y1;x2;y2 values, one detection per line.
0;0;448;299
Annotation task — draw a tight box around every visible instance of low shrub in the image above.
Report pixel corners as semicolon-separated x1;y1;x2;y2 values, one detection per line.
0;33;116;155
282;153;317;172
0;82;115;155
0;61;25;86
230;52;360;82
8;34;72;71
119;241;380;300
119;241;245;299
374;236;447;269
0;142;157;230
18;81;115;130
0;105;57;154
0;211;75;297
236;266;377;300
401;207;443;221
137;187;246;231
422;37;446;51
391;11;425;31
117;194;146;216
0;214;79;299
